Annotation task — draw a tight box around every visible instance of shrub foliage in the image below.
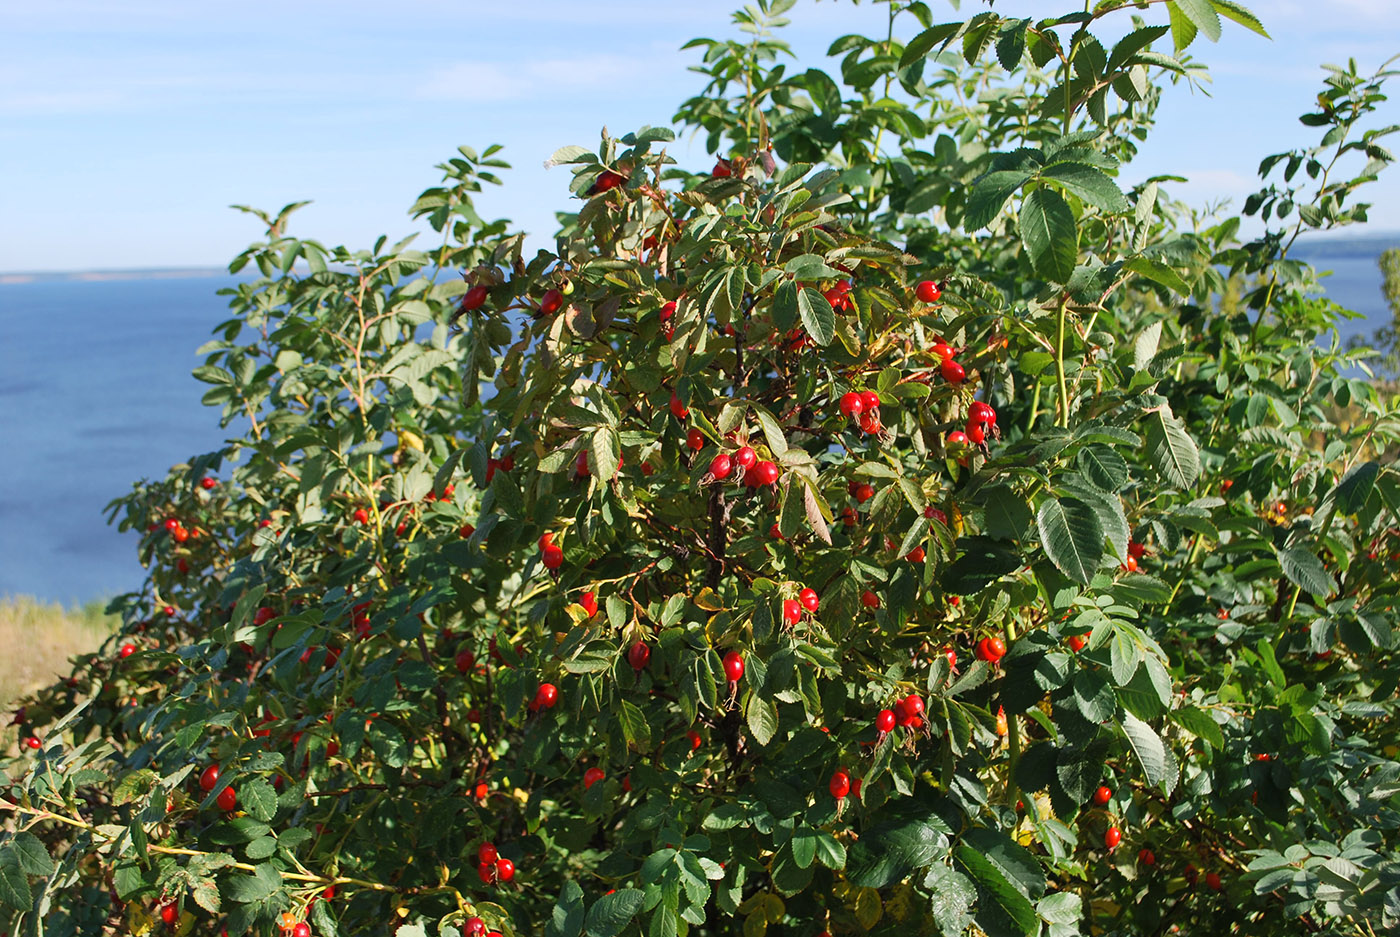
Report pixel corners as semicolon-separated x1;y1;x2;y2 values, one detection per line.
4;2;1400;935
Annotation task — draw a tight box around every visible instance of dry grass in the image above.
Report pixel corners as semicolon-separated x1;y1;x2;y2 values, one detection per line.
0;596;116;710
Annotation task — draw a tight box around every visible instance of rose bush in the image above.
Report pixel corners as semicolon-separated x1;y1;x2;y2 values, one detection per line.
4;2;1399;935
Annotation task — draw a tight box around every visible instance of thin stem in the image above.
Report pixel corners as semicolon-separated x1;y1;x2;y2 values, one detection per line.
1055;300;1070;428
1003;620;1022;809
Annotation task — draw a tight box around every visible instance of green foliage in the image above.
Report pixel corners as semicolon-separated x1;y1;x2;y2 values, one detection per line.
4;2;1400;936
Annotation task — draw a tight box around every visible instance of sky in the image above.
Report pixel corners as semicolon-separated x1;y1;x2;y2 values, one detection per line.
1;0;1397;274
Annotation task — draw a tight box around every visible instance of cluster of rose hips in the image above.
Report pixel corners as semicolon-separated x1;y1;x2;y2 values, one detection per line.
874;693;926;739
1121;539;1147;573
975;635;1006;664
837;389;883;436
780;587;820;627
823;279;854;313
276;912;312;937
705;445;779;489
198;763;238;811
476;842;515;885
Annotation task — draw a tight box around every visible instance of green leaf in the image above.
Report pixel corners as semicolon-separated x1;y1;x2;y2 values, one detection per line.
1076;445;1128;492
791;827;818;869
983;484;1034;541
547;881;585;937
900;22;964;71
1037;891;1082;925
1037;497;1104;585
1134;320;1163;370
1120;712;1172;788
8;833;54;877
996;19;1029;70
1040;162;1129;214
1107;25;1170;71
925;864;977;936
1210;0;1269;37
224;863;281;903
240;779;279;823
586;888;645;937
784;253;841;281
796;287;835;346
965;171;1033;231
943;537;1023;592
1276;547;1336;599
1171;707;1224;749
745;694;778;747
1333;461;1379;515
954;846;1038;936
1167;4;1198;51
619;699;652;751
0;853;31;911
1173;0;1222;41
1125;257;1192;296
961;828;1047;899
1074;669;1118;723
847;818;947;888
814;831;846;870
545;145;594;167
1144;408;1200;489
1019;188;1078;283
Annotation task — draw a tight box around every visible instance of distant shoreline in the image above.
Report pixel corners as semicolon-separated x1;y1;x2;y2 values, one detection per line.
0;267;227;285
1;231;1395;286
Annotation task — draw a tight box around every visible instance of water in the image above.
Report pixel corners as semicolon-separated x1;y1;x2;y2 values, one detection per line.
0;242;1393;604
0;274;237;604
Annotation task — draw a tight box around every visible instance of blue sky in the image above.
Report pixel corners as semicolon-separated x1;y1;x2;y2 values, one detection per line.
1;0;1397;273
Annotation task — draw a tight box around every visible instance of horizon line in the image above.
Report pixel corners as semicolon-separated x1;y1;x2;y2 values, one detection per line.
3;229;1397;284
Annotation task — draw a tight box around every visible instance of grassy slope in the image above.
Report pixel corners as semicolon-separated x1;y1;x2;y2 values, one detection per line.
0;596;115;712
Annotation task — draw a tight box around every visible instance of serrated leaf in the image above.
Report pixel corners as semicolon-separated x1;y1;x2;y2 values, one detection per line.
1174;0;1222;41
815;831;846;869
1040;162;1128;214
8;832;53;877
1210;0;1269;36
796;287;835;346
955;846;1038;936
1076;445;1128;492
1074;669;1117;723
1171;707;1224;749
1333;461;1379;515
926;863;976;936
791;827;818;869
1144;408;1199;488
1037;497;1104;585
590;427;620;481
745;694;778;747
802;479;833;545
618;699;652;751
984;484;1034;541
848;818;948;888
1120;711;1171;788
1019;187;1077;283
586;888;645;937
0;854;30;912
961;828;1047;899
241;779;279;822
1037;891;1082;925
1277;547;1336;599
1134;321;1163;370
547;881;585;937
966;171;1034;231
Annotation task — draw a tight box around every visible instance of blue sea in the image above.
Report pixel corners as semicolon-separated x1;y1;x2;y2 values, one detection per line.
0;241;1394;604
